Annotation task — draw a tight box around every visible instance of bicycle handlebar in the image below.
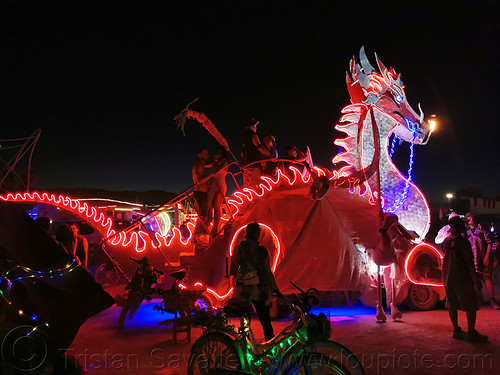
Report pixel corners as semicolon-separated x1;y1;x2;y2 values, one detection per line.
288;281;319;313
129;257;164;275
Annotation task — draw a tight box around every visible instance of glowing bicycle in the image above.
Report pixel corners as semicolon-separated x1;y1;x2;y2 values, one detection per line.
188;282;365;375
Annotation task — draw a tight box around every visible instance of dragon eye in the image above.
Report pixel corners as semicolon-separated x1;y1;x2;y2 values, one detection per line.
395;94;403;103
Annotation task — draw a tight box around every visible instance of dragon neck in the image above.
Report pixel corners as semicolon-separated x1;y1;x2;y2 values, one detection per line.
334;104;430;240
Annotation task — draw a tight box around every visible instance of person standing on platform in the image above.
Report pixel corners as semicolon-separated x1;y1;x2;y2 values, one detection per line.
241;118;273;188
192;148;211;237
206;146;229;238
262;135;278;177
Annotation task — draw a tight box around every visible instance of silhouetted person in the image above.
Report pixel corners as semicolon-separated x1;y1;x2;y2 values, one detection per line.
192;148;210;219
207;146;228;238
475;218;499;309
230;222;281;340
241;118;273;188
442;216;488;342
262;135;278;177
71;223;88;269
56;223;76;256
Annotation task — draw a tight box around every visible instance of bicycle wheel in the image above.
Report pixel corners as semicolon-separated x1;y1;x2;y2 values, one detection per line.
306;340;364;375
283;353;349;375
283;340;364;375
188;332;240;375
95;262;120;286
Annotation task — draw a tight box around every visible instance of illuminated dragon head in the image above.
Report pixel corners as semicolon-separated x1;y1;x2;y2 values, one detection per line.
345;46;430;144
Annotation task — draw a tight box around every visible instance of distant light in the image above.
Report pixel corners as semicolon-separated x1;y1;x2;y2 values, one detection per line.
446;193;453;199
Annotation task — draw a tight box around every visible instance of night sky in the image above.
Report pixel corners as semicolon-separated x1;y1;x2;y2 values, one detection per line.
1;1;499;202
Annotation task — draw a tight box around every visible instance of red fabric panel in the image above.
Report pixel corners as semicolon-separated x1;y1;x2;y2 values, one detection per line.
234;184;379;294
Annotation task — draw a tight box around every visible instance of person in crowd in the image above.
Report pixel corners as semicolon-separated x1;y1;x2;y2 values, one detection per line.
435;213;460;246
262;135;278;177
71;223;88;270
442;216;487;342
466;215;499;309
206;146;229;238
286;145;306;163
230;222;281;341
477;219;499;309
241;118;274;188
283;145;307;178
55;223;76;256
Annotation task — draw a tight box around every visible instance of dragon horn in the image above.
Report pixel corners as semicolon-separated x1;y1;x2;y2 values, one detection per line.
355;64;371;88
395;74;403;87
346;71;352;86
349;56;357;79
359;46;374;74
375;52;387;76
418;103;424;124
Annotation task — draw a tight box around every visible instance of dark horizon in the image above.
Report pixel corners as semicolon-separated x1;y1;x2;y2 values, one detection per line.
1;1;499;203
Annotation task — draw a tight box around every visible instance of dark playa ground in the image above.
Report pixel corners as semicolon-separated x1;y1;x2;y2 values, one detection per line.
68;284;500;375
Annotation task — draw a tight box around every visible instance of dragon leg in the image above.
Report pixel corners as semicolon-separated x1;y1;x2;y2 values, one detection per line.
376;265;387;323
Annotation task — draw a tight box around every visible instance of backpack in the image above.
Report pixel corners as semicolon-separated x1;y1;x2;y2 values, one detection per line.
236;241;260;286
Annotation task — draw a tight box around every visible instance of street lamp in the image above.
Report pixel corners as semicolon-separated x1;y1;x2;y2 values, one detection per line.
446;193;453;212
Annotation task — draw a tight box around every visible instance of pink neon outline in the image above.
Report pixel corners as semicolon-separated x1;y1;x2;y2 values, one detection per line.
0;192;194;255
228;222;281;273
226;167;317;217
205;287;233;300
404;243;444;287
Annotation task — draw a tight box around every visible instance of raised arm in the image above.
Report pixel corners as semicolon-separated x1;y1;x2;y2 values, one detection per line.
252;133;271;157
293;146;307;163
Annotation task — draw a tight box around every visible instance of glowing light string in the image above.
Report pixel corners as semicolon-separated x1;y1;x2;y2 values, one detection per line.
5;259;79;281
389;133;399;159
384;119;417;213
0;260;78;334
